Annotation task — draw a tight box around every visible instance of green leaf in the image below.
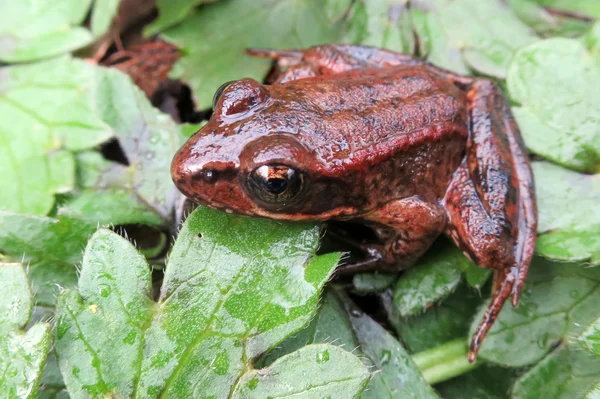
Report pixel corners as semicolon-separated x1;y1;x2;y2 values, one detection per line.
233;344;369;398
0;263;51;398
533;162;600;265
64;190;164;227
161;0;349;108
508;39;600;173
531;0;600;19
0;211;96;306
584;22;600;57
146;0;219;35
471;258;600;368
0;55;181;218
0;57;113;215
508;0;591;37
55;207;347;398
260;289;439;398
435;363;520;399
352;272;396;293
512;346;600;399
0;1;94;63
411;0;537;78
90;0;121;37
578;316;600;357
392;242;465;317
385;282;483;353
80;65;182;221
585;381;600;399
339;291;439;399
345;0;415;54
257;290;357;368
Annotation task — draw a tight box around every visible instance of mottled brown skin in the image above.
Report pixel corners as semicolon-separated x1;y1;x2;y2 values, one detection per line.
171;45;537;362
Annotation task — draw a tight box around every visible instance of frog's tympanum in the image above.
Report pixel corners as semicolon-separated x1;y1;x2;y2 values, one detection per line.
171;45;537;362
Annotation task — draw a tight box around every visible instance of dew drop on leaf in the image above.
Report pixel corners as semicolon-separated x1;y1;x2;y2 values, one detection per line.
98;284;111;297
380;350;391;366
537;332;549;349
316;349;330;364
570;290;580;299
56;319;71;339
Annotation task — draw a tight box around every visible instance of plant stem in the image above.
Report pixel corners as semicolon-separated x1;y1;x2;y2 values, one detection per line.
412;339;479;385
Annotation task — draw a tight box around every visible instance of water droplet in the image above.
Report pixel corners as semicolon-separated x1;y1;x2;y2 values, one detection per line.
149;135;159;144
570;290;579;299
247;377;259;390
350;309;362;317
380;350;391;365
537;332;549;349
56;319;71;339
316;349;330;364
98;284;111;297
504;329;516;344
145;151;155;160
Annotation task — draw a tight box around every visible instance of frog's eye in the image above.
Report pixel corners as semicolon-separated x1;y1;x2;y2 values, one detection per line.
212;81;235;108
247;164;304;205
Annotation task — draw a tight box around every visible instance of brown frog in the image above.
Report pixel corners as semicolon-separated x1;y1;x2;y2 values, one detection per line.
171;45;537;362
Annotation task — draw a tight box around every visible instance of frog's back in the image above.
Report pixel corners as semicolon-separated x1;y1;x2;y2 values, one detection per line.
265;64;469;172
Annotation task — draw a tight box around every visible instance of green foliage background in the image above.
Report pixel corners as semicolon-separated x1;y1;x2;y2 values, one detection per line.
0;0;599;398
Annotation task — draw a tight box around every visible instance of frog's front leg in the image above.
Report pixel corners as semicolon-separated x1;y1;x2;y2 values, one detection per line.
334;197;446;275
444;79;537;362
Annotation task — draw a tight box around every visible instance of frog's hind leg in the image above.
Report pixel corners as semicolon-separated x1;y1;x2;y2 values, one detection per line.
443;79;537;362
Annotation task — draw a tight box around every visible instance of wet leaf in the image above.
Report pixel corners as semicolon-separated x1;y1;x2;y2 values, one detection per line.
471;258;600;368
0;1;94;63
160;0;349;108
233;344;369;398
512;345;600;399
339;291;440;399
55;207;356;398
260;289;439;398
0;57;113;215
0;211;95;306
411;0;537;78
257;290;357;368
0;263;51;398
0;55;181;219
345;0;415;54
146;0;219;35
508;39;600;173
393;243;466;317
79;64;182;221
533;162;600;265
435;364;520;399
385;282;482;353
585;381;600;399
352;272;396;293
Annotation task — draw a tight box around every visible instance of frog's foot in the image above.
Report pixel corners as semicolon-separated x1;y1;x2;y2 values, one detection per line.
443;79;537;363
468;267;520;362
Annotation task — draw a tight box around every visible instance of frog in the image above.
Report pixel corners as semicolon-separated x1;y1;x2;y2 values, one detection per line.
171;45;537;362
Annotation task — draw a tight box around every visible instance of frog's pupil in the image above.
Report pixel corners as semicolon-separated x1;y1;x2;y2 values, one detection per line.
267;178;287;195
